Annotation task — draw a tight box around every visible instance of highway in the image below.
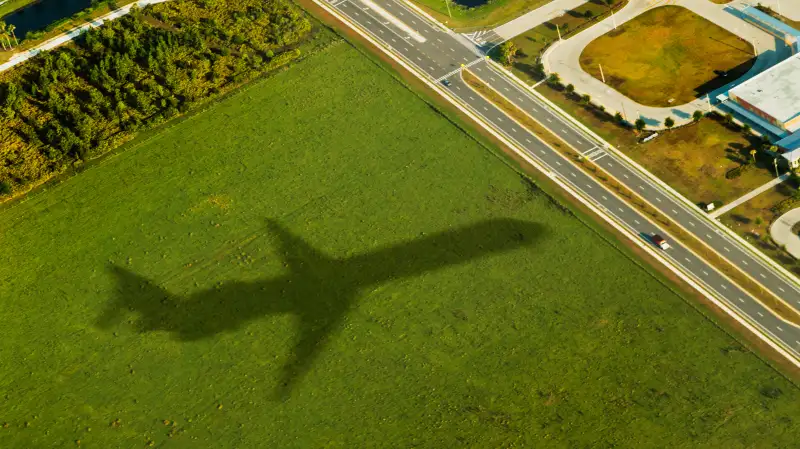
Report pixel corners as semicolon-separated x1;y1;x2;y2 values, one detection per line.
316;0;800;362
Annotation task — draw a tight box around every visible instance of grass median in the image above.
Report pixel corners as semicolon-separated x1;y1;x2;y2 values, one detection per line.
462;68;800;326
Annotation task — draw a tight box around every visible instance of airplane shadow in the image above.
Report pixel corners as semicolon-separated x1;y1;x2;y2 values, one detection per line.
96;218;545;399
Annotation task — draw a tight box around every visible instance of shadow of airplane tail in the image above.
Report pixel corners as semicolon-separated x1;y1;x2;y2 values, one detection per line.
97;218;545;398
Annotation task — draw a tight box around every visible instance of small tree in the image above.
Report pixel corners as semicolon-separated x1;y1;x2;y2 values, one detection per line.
580;94;591;105
742;123;751;134
724;112;734;126
614;112;624;123
755;216;764;226
584;10;594;18
547;72;560;85
634;118;646;133
565;83;575;94
497;41;517;66
692;110;703;122
664;117;674;129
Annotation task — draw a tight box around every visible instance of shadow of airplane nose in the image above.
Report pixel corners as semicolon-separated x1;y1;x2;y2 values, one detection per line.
98;218;546;397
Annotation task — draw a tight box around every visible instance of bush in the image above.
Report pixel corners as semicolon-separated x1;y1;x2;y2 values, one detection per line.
725;164;751;179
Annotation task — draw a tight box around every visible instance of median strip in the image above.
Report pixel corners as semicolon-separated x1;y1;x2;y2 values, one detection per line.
461;69;800;327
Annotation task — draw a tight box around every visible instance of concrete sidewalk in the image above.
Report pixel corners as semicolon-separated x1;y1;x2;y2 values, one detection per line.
541;0;794;130
771;207;800;258
711;173;789;218
492;0;586;41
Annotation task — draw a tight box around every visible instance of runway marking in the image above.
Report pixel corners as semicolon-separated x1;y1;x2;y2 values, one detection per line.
360;0;426;43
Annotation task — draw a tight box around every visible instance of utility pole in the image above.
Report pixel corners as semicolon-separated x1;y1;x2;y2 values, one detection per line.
610;6;618;30
556;24;562;41
444;0;452;18
599;64;606;83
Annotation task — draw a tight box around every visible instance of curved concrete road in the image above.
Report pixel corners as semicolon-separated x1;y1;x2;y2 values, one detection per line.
771;208;800;259
542;0;794;129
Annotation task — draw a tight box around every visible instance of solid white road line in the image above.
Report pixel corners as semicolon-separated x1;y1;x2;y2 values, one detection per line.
360;0;426;43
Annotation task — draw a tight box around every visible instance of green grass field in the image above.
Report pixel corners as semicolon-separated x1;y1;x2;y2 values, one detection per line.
410;0;551;30
579;5;755;106
1;39;799;448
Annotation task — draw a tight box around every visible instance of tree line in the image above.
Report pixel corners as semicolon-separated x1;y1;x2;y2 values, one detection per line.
0;0;312;196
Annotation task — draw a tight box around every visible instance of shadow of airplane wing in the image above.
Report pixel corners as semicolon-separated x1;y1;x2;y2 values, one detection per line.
344;218;544;286
97;264;177;333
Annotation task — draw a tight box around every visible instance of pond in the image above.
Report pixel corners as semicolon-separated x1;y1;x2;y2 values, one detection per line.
2;0;93;39
451;0;489;7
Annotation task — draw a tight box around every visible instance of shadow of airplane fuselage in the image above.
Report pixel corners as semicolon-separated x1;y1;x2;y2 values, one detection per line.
97;218;544;397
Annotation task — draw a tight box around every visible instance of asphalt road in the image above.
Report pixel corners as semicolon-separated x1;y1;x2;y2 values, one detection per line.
321;0;800;359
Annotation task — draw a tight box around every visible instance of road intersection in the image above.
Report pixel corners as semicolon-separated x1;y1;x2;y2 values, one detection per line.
315;0;800;365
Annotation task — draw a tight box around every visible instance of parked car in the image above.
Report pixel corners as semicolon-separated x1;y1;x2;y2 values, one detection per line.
651;234;670;250
441;79;451;87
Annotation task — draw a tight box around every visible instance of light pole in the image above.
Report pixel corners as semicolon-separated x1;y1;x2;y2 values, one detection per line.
556;24;562;41
444;0;452;18
610;6;618;30
599;64;606;83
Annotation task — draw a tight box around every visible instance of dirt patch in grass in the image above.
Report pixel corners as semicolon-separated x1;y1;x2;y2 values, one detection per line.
507;0;625;84
579;5;755;106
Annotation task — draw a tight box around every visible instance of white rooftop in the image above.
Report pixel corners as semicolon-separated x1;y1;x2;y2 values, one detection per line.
729;52;800;130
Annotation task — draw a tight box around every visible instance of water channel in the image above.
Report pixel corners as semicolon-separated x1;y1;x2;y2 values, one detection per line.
2;0;93;39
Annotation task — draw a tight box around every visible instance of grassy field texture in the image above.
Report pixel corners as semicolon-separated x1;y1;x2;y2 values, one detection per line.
0;0;37;17
410;0;551;30
1;42;799;448
579;5;755;106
